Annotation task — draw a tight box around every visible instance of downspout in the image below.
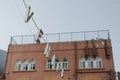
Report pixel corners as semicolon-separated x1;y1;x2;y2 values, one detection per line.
104;40;110;59
118;72;120;80
92;40;97;59
74;42;77;80
85;41;88;60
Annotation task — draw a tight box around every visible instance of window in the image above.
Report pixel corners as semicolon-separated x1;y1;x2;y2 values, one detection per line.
46;59;52;69
15;60;21;70
55;58;60;69
29;60;35;70
95;57;102;68
62;58;68;69
79;56;102;69
87;57;94;68
79;57;86;68
22;60;29;70
15;59;37;71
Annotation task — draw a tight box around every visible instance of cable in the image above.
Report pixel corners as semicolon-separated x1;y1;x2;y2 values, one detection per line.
23;0;48;43
14;0;48;44
31;17;39;30
14;0;34;35
41;36;47;43
23;0;27;8
23;0;39;30
15;0;48;44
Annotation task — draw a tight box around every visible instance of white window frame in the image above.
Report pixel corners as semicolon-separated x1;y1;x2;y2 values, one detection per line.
22;60;29;70
29;60;35;70
95;57;102;68
15;60;21;71
86;57;94;68
54;58;59;69
62;58;68;69
79;57;86;69
46;59;52;70
79;57;102;69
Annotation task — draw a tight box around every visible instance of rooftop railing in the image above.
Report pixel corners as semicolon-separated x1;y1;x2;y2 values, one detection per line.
10;30;110;45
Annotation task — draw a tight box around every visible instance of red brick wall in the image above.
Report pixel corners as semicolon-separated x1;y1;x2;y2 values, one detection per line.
4;39;116;80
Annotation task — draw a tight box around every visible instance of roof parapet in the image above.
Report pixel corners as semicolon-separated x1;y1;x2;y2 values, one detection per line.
10;30;110;45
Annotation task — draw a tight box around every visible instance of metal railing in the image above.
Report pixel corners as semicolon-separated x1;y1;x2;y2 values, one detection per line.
10;30;110;45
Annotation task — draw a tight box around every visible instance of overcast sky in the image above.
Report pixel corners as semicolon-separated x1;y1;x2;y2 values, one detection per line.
0;0;120;72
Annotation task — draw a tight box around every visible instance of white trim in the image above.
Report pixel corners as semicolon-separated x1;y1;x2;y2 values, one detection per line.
79;57;102;69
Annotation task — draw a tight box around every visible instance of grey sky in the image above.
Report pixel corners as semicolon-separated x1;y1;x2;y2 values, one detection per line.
0;0;120;72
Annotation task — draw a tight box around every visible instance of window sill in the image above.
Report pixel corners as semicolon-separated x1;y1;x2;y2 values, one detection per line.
77;68;107;73
78;68;105;70
44;69;70;72
12;70;37;73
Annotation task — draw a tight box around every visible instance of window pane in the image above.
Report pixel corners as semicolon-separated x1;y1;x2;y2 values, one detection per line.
96;61;101;68
46;59;52;69
80;62;83;68
63;62;67;69
18;64;21;70
96;57;102;68
79;57;86;69
62;59;68;69
55;59;59;69
22;60;29;70
83;62;85;68
87;57;93;68
15;60;21;71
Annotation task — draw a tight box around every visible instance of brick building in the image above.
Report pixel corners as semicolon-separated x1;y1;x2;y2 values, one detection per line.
0;50;6;80
0;50;6;75
3;30;116;80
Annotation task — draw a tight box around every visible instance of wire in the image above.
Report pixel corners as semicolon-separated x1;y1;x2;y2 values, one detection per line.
23;0;39;30
23;0;27;8
31;17;39;30
14;0;34;35
41;36;47;43
15;0;47;44
22;0;48;44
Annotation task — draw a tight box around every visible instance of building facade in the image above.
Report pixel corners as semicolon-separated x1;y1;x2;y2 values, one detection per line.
0;49;7;80
3;30;116;80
